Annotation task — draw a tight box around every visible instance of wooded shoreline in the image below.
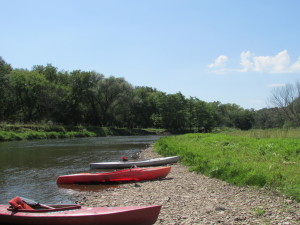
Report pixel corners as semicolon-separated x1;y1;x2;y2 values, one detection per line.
1;58;299;133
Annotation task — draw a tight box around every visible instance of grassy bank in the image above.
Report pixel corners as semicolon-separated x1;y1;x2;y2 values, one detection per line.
154;130;300;201
222;127;300;139
0;123;165;141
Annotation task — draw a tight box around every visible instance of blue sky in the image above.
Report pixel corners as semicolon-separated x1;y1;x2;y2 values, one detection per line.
1;0;300;110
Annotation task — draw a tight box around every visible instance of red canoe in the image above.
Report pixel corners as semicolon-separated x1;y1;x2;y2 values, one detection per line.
57;166;171;184
0;204;161;225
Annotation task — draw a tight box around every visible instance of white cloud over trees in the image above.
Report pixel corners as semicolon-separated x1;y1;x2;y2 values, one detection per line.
208;50;300;73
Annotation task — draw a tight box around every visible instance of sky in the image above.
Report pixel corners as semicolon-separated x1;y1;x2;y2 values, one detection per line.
1;0;300;110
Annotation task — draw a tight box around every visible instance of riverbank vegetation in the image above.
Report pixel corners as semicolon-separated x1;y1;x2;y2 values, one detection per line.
1;57;299;133
0;123;165;141
154;129;300;201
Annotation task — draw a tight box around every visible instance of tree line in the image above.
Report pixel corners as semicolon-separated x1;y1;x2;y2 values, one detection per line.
0;57;299;131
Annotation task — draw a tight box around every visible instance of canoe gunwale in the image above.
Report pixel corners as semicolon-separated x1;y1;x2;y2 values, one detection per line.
56;166;171;184
0;204;162;225
7;205;81;213
90;156;180;169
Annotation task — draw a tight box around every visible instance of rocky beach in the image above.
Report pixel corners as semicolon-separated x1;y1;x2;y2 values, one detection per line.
78;146;300;224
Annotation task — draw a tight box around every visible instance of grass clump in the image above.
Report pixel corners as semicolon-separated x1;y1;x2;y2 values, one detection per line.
154;133;300;201
252;207;266;217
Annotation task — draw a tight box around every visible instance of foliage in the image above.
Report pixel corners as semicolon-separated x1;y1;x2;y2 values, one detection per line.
0;123;164;141
154;132;300;201
253;108;285;128
7;69;51;122
0;57;13;121
0;56;299;130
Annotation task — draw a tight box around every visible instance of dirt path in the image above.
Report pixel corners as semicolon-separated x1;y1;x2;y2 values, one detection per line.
80;146;300;224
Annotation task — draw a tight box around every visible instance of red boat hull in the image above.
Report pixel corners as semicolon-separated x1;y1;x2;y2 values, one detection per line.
0;204;161;225
57;166;171;184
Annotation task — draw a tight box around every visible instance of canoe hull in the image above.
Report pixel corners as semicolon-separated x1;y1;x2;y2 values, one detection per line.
0;205;161;225
90;156;179;169
57;166;171;184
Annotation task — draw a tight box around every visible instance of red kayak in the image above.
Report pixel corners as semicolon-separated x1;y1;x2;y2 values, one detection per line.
0;204;161;225
57;166;171;184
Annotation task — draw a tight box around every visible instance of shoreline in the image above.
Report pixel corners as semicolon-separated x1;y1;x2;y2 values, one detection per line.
79;146;300;224
0;124;167;142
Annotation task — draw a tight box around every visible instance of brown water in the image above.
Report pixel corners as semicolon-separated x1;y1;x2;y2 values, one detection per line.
0;135;161;205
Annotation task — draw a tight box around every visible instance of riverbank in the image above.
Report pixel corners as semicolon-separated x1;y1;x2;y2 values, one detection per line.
154;133;300;201
0;123;167;141
78;146;300;224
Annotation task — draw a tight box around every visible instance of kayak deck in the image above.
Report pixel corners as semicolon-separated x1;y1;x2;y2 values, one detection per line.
57;166;171;184
90;156;180;169
0;204;162;225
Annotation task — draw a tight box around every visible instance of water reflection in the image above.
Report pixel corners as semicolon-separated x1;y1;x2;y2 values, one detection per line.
57;184;120;192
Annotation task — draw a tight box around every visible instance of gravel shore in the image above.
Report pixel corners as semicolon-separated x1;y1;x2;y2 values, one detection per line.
79;146;300;224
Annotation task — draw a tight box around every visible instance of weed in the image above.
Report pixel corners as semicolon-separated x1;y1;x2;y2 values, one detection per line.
252;207;266;217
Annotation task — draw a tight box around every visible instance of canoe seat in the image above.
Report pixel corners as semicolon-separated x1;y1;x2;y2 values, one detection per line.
8;196;33;210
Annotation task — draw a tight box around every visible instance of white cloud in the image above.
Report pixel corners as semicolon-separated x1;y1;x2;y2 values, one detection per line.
208;50;300;74
290;56;300;72
251;50;291;73
208;55;228;68
240;51;254;72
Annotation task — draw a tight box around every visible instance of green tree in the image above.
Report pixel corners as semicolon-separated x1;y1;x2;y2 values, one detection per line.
194;99;216;132
8;69;49;122
0;57;13;121
0;58;264;130
148;91;166;128
132;87;159;128
94;76;133;126
32;64;58;82
66;70;103;125
214;103;235;127
153;92;187;130
213;103;254;130
233;109;255;130
185;98;216;132
253;108;285;129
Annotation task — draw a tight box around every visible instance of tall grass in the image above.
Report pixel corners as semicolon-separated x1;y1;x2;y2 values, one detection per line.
154;132;300;201
0;130;97;141
0;123;166;141
222;127;300;139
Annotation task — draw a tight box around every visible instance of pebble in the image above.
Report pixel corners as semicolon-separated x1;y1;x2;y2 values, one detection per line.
78;146;300;224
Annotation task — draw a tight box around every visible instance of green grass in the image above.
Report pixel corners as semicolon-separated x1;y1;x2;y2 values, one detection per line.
221;127;300;139
154;132;300;201
0;130;97;141
0;123;102;141
143;128;166;133
0;123;167;141
252;207;266;217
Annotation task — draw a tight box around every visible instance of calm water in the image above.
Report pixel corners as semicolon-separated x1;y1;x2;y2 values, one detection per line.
0;136;161;204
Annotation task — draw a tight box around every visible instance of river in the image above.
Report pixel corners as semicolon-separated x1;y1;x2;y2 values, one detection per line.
0;135;161;205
